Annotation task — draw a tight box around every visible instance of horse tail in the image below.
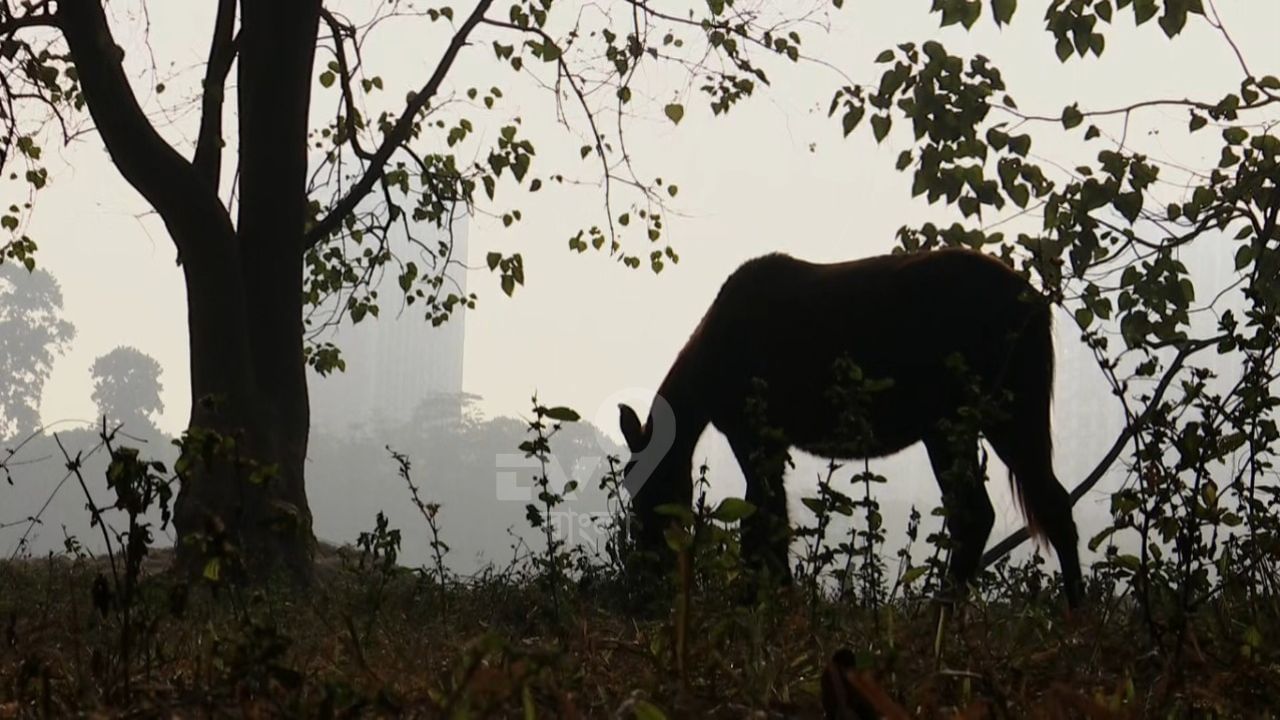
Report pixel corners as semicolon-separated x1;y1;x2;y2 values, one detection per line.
1003;300;1056;543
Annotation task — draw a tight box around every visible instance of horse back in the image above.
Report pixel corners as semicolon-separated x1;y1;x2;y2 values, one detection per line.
682;250;1050;455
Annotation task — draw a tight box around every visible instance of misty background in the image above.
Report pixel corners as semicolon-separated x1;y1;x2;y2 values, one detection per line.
1;3;1275;573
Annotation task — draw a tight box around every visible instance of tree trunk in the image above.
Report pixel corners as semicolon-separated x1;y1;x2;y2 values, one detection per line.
170;3;322;583
61;0;322;582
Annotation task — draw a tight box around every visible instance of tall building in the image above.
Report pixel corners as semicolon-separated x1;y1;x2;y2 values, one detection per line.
308;214;468;436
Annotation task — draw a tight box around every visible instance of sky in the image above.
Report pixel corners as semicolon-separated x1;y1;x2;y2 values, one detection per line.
10;1;1279;556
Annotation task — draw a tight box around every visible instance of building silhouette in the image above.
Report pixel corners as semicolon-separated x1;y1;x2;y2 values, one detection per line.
308;214;468;436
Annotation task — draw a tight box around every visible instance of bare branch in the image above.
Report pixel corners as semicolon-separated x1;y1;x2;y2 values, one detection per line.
192;0;238;188
980;334;1227;570
0;8;57;37
303;0;494;249
58;0;232;249
320;8;375;161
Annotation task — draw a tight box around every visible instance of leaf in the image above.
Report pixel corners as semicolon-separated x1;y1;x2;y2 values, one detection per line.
664;103;684;124
870;114;891;143
1008;134;1031;156
203;558;221;582
1222;126;1247;145
801;497;826;514
486;251;502;270
632;700;668;720
712;497;756;523
874;49;895;63
841;106;865;136
1234;244;1254;270
1061;103;1083;129
1157;7;1187;37
991;0;1016;26
319;70;335;88
1055;36;1073;62
1114;191;1143;223
1133;0;1157;25
900;566;928;585
543;406;580;422
1088;526;1118;552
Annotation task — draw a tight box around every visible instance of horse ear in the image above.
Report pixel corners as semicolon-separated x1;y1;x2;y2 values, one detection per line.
618;403;646;452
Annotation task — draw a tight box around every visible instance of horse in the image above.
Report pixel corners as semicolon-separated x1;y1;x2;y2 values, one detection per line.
618;249;1083;608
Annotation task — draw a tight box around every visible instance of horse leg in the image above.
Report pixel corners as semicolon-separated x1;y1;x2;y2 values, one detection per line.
922;429;994;602
725;430;793;585
985;421;1084;609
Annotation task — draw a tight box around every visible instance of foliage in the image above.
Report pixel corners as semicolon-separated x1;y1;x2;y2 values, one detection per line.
1;441;1278;716
89;346;165;435
0;263;74;439
826;0;1280;650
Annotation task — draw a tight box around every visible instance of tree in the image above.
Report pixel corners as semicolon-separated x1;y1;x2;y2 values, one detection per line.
0;0;835;579
0;263;74;440
824;0;1279;597
90;346;165;435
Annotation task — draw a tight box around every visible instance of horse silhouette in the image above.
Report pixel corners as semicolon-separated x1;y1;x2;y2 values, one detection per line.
619;249;1082;607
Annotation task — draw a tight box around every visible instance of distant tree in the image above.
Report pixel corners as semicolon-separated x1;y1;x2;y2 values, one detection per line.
90;346;165;435
0;263;75;440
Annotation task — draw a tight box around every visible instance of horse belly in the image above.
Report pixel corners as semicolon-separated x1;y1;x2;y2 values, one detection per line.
775;371;944;460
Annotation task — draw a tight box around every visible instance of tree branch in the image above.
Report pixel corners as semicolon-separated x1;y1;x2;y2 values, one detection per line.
0;8;57;37
320;8;374;161
980;334;1226;570
303;0;494;249
58;0;231;248
192;0;238;188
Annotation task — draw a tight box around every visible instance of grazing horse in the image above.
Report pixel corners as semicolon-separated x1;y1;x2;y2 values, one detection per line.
618;249;1083;607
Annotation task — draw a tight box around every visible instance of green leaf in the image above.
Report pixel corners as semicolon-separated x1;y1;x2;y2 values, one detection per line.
1088;526;1118;552
319;70;335;88
841;106;865;136
900;565;928;585
1054;36;1073;62
870;114;891;143
1061;103;1083;129
632;700;668;720
1234;244;1254;270
203;558;221;582
1222;126;1247;145
1133;0;1157;25
1008;134;1031;156
543;406;581;422
1157;6;1187;36
664;103;684;125
486;251;502;270
991;0;1016;26
712;497;756;523
874;49;895;63
1114;191;1143;223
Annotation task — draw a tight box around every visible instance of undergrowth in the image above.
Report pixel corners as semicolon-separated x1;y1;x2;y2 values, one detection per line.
1;397;1278;718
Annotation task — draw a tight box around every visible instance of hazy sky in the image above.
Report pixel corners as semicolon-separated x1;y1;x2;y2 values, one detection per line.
15;2;1279;546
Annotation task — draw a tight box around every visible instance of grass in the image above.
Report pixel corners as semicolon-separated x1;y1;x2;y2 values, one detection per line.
2;539;1276;718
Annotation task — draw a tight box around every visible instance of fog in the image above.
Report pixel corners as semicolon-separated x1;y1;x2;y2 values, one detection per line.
2;2;1276;573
